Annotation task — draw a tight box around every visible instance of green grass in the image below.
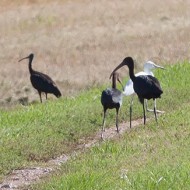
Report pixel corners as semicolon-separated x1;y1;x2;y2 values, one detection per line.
32;104;190;190
1;61;190;189
0;89;102;178
0;83;128;179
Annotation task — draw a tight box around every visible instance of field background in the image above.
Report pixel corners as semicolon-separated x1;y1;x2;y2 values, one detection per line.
1;1;190;189
0;0;190;105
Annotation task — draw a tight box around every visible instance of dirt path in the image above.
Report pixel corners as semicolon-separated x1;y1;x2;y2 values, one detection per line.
0;118;147;190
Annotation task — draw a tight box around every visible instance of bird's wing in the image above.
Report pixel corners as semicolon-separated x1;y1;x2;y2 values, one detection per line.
123;72;149;96
146;75;163;91
30;72;58;92
101;88;122;105
101;88;112;105
35;71;56;85
112;89;123;105
134;75;163;98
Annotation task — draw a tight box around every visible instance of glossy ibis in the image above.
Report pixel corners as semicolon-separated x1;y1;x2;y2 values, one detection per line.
19;53;61;103
110;57;163;127
123;61;164;123
101;72;124;138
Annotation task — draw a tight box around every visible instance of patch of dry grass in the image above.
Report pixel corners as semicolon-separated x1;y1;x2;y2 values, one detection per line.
0;0;190;105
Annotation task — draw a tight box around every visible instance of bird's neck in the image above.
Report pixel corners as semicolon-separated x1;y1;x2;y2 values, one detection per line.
28;58;34;74
128;65;135;82
112;76;116;89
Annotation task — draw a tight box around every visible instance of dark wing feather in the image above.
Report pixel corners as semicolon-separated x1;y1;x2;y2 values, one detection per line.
35;71;56;85
101;88;122;108
30;71;61;97
134;75;163;100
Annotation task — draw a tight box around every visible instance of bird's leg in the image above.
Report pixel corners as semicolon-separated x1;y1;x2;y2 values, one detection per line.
143;99;146;125
45;93;47;100
146;99;153;112
116;107;119;133
101;108;106;139
154;98;165;113
102;109;106;132
130;95;134;128
38;91;42;103
153;99;158;123
147;99;164;113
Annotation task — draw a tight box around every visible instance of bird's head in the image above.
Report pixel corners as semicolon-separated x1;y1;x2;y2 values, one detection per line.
18;53;34;62
144;61;164;72
110;57;134;79
111;72;120;83
116;72;124;91
111;72;124;90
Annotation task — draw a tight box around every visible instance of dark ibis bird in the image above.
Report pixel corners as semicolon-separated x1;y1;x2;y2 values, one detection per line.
101;72;124;138
123;60;164;119
110;57;163;127
19;53;61;103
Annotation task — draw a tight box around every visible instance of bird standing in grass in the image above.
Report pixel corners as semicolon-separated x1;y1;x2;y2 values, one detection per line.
19;53;61;103
110;57;163;127
123;60;164;127
101;72;124;138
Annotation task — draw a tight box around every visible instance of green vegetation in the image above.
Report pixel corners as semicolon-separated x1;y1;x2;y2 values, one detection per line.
33;105;190;190
0;81;127;180
1;61;190;189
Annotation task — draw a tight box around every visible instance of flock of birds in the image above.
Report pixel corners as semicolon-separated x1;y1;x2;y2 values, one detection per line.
101;57;164;138
18;53;164;139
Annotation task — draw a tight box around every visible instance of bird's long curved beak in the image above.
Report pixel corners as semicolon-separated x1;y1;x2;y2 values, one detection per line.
18;56;29;62
154;63;164;69
110;62;125;79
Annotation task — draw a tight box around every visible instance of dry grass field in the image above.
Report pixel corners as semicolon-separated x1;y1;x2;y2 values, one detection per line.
0;0;190;105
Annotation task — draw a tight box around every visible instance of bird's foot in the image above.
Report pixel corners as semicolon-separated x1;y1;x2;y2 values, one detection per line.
147;109;165;113
116;128;120;133
101;128;105;132
101;133;104;140
156;110;165;113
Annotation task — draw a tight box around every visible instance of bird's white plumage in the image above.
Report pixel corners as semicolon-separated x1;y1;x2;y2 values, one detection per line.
123;61;163;96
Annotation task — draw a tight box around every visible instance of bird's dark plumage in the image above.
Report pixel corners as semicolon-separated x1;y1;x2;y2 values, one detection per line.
101;88;122;109
19;53;61;103
110;57;163;127
101;72;123;138
133;75;163;103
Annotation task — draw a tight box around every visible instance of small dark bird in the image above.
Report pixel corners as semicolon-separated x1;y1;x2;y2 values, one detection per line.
110;57;163;127
19;53;61;103
101;72;124;138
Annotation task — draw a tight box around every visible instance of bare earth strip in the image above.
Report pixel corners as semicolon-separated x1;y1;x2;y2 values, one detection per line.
0;118;146;190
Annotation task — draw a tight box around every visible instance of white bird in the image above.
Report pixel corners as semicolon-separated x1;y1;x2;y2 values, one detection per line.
123;61;164;127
